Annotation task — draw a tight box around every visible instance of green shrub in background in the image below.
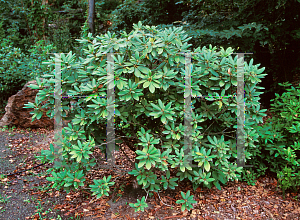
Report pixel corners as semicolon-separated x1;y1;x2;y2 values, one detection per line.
94;0;121;34
0;18;5;40
0;38;31;109
0;0;87;54
0;38;56;112
0;0;48;51
47;16;76;54
249;82;300;198
26;22;267;212
110;0;188;33
26;40;57;79
110;0;149;32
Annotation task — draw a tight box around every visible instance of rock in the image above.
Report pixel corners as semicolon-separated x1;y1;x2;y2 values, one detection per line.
0;79;55;129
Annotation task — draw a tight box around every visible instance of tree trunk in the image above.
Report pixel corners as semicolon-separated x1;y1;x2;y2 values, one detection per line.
88;0;95;35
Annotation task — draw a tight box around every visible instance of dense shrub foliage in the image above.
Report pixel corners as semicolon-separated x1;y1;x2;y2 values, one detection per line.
1;0;299;110
0;38;56;111
25;23;267;211
109;0;300;108
0;39;30;102
1;0;298;205
250;82;300;198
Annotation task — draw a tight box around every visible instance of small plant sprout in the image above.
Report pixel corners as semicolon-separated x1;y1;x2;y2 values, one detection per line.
129;196;148;212
176;190;197;212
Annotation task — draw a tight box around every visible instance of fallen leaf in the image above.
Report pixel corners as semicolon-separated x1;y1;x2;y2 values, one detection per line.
286;203;293;209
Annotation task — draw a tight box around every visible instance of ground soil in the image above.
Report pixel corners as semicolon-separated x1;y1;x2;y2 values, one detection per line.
0;123;299;220
0;128;67;219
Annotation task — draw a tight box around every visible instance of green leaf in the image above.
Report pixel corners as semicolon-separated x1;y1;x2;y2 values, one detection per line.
181;204;186;212
36;111;43;120
138;66;150;74
138;160;146;168
149;84;155;93
28;84;40;90
145;161;152;170
214;181;221;190
204;161;210;172
143;81;150;88
231;79;237;86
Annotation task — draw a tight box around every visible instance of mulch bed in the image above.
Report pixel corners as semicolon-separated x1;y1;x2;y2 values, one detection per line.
0;124;299;220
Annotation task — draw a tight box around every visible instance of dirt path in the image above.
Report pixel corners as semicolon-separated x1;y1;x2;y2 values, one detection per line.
0;128;67;220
